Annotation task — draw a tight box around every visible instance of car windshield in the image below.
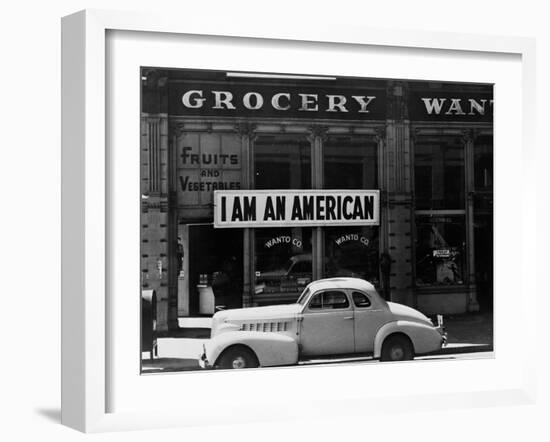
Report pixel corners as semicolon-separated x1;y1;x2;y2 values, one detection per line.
296;287;310;305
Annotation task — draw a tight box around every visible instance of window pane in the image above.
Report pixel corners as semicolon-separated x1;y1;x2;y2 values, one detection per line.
324;135;377;189
474;135;493;191
415;216;466;286
254;135;311;189
255;227;313;298
414;137;465;210
254;134;312;302
324;226;380;285
308;291;349;310
322;291;349;309
352;292;371;308
309;293;322;309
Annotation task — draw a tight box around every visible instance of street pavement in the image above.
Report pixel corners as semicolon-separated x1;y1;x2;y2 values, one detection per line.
142;312;493;374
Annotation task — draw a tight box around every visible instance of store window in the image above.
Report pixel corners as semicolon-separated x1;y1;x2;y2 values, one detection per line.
324;226;379;284
323;135;379;283
254;135;312;300
414;136;466;287
324;135;377;189
414;137;464;210
254;227;313;298
415;216;466;286
254;134;311;189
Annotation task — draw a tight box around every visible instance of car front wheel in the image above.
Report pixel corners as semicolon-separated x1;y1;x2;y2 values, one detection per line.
380;335;414;362
217;346;259;369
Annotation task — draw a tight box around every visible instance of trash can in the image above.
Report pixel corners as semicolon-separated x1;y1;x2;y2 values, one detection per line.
198;284;215;315
141;289;157;360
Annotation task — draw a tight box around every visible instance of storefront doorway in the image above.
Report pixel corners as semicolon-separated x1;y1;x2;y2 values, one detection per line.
178;223;243;316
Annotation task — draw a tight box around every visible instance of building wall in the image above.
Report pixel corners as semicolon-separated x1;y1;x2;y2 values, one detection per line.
140;114;172;331
140;71;493;330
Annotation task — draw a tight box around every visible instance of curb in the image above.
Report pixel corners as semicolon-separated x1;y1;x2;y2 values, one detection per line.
434;344;493;355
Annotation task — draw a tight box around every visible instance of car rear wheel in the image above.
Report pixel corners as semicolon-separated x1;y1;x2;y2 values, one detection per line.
217;346;259;369
381;335;414;362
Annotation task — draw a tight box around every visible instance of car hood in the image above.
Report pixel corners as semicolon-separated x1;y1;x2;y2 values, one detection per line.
214;304;303;322
387;302;432;325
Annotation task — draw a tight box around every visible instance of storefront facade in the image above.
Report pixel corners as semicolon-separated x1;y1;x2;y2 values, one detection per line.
140;69;493;331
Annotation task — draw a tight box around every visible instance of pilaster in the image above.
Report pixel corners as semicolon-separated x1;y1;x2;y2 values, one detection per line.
385;82;414;307
236;123;257;307
141;113;171;331
463;129;480;312
308;125;328;281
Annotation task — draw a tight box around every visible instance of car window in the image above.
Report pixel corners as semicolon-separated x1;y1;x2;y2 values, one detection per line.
297;287;310;305
308;293;323;309
352;291;371;308
308;291;350;310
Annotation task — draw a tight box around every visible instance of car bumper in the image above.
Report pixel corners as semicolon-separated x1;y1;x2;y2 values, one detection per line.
198;345;212;369
437;327;448;347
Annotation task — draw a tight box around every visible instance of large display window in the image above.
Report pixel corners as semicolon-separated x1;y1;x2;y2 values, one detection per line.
324;135;378;189
254;227;313;299
323;134;379;284
414;135;467;287
415;215;466;286
324;226;380;284
253;134;312;301
414;137;465;210
254;134;311;189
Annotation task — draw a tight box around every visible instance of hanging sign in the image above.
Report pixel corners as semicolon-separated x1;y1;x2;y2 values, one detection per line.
214;189;380;228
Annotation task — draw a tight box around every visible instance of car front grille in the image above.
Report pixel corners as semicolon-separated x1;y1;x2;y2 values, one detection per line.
240;321;289;332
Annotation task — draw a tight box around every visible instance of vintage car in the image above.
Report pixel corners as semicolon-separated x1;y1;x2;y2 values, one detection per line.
199;277;446;369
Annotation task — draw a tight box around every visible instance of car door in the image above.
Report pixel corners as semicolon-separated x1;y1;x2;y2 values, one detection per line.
299;290;355;357
351;290;391;353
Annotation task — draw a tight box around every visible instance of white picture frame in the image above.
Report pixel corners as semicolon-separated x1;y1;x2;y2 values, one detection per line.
61;9;537;433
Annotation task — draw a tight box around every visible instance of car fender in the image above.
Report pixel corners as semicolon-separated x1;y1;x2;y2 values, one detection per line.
204;331;299;367
374;320;442;358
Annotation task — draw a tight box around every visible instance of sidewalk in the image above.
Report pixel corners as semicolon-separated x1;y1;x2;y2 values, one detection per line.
142;317;212;373
142;311;493;373
434;311;493;354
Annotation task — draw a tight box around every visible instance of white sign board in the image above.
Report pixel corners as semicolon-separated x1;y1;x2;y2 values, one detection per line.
214;189;380;228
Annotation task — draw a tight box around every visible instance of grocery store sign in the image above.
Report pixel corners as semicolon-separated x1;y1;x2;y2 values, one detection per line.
214;190;380;228
169;83;385;120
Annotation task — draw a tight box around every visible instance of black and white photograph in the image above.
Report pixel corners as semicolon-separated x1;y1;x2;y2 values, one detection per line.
3;0;547;438
140;68;494;373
